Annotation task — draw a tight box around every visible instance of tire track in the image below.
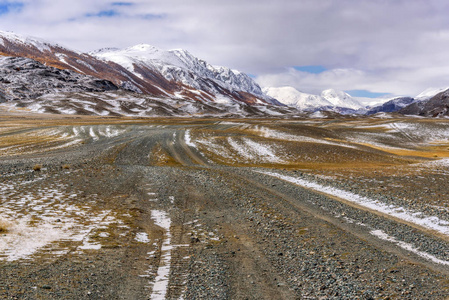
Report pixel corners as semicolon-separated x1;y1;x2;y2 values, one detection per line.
219;168;449;276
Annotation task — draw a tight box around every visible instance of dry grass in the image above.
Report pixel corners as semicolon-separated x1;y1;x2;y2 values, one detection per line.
33;164;42;171
149;143;181;166
0;218;12;233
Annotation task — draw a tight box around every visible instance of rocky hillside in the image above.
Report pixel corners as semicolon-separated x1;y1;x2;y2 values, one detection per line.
0;56;118;103
366;97;415;115
92;45;278;105
0;55;296;117
0;31;275;106
399;89;449;117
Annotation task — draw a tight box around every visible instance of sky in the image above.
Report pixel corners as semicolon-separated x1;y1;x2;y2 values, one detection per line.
0;0;449;101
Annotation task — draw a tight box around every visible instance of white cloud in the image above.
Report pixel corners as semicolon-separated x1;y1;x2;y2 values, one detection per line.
0;0;449;96
256;64;449;98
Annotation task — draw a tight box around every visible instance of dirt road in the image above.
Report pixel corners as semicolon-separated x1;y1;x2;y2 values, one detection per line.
0;117;448;299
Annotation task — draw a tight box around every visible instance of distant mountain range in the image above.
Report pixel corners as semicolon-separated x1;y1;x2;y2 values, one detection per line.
0;30;448;118
266;85;449;117
399;89;449;117
263;86;364;114
91;45;279;105
0;30;293;117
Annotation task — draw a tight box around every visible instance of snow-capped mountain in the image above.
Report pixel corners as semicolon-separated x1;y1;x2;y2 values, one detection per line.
366;96;415;115
0;54;298;117
263;86;333;110
263;86;363;112
415;87;449;101
320;89;363;110
0;30;165;95
399;88;449;117
91;45;277;105
0;56;118;103
0;30;275;107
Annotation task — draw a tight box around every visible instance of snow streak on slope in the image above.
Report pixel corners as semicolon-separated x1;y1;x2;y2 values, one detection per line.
344;121;449;149
321;89;363;110
263;87;333;110
3;90;297;118
250;125;358;149
263;86;363;111
0;127;84;157
184;129;196;148
92;45;276;104
227;138;283;163
415;87;449;101
0;30;54;52
258;171;449;237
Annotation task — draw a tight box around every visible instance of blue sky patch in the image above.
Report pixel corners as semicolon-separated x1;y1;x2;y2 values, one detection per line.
141;13;165;20
112;2;133;6
293;65;327;74
345;90;390;98
86;10;119;18
0;2;23;15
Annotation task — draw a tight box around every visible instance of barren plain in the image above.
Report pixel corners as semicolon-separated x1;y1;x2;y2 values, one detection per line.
0;110;449;299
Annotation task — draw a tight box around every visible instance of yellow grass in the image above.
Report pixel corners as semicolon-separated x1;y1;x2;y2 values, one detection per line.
0;218;12;233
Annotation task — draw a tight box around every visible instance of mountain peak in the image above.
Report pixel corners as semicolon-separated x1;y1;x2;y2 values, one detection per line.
126;44;160;53
264;86;365;112
0;30;76;54
92;45;273;104
321;88;351;99
0;30;278;108
263;86;333;110
415;86;449;101
89;47;121;55
0;30;52;52
321;89;362;109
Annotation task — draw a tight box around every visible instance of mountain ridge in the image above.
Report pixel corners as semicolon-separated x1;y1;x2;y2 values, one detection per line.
0;30;275;107
2;30;449;118
92;44;278;105
263;86;363;112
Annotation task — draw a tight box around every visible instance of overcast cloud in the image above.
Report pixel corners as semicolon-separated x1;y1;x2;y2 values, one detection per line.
0;0;449;99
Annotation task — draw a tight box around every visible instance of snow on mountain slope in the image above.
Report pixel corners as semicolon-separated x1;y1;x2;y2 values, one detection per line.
0;30;164;95
263;86;332;110
92;45;276;105
0;31;276;107
399;88;449;117
1;90;299;118
0;56;118;102
415;87;449;101
264;86;363;112
0;31;56;53
321;89;363;110
366;96;415;115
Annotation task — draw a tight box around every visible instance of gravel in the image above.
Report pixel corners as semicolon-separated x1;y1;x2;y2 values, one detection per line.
0;118;448;299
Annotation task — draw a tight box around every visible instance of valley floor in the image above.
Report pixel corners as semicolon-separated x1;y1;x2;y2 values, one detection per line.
0;112;448;299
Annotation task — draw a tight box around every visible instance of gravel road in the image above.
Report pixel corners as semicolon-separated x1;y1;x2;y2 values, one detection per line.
0;116;448;299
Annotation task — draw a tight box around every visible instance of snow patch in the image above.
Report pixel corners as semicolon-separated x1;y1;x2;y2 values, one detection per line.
258;171;449;237
0;182;119;261
135;232;150;243
149;209;172;300
371;229;449;265
251;126;357;149
227;138;284;163
184;129;196;148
